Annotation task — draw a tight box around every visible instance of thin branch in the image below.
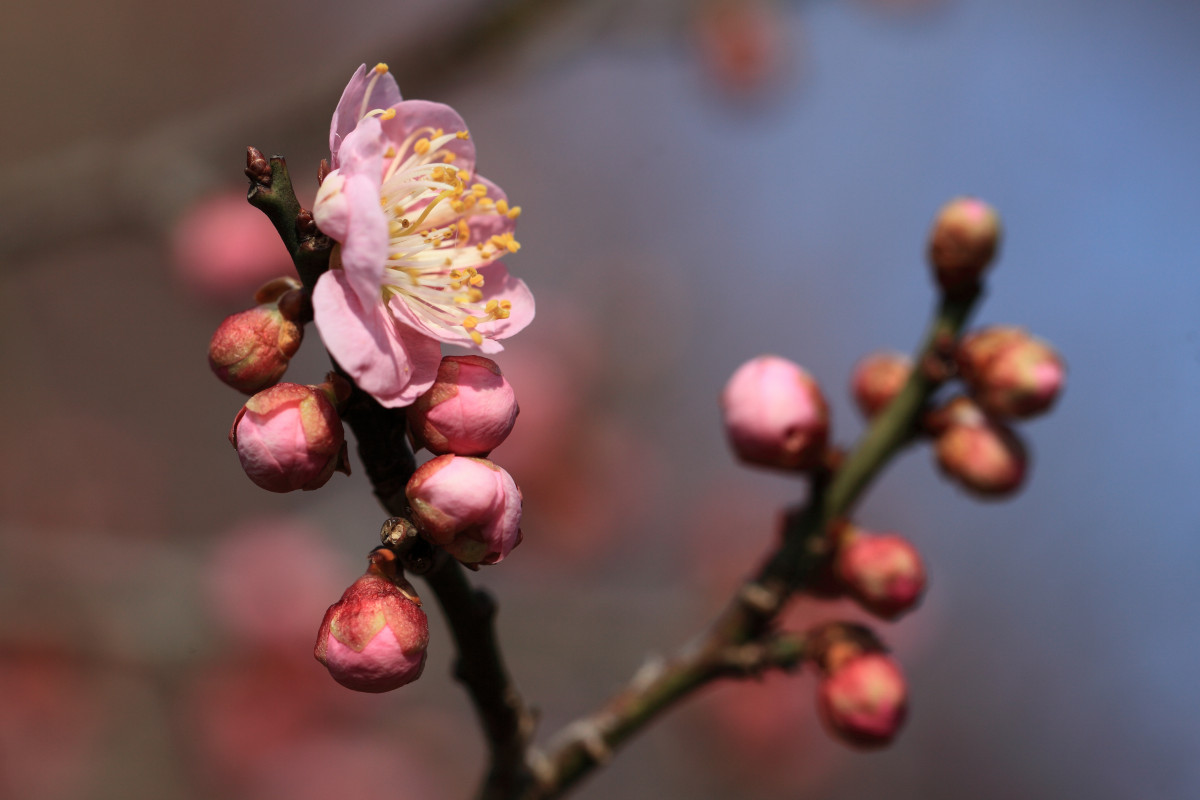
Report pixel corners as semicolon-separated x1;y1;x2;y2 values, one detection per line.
527;289;982;799
245;156;536;798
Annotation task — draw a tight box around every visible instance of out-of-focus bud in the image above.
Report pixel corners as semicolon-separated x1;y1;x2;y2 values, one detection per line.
406;455;523;566
928;197;1001;295
817;653;908;749
720;355;829;471
834;528;926;620
851;352;912;419
209;279;306;394
932;398;1027;497
693;0;789;97
230;380;349;493
957;327;1065;419
409;356;519;456
315;549;429;693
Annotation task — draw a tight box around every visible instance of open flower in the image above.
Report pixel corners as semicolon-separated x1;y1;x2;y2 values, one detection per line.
313;64;535;407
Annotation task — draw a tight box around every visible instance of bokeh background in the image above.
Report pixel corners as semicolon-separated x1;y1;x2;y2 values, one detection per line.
3;0;1199;798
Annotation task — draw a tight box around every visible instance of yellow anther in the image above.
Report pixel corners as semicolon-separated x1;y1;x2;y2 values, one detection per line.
442;152;457;164
384;146;396;158
457;220;471;241
506;206;522;219
469;273;485;287
479;198;494;209
451;199;466;213
380;108;396;120
489;233;521;253
414;138;431;155
495;199;510;215
374;63;389;74
462;316;479;329
456;130;470;140
457;170;470;182
468;288;483;302
444;257;453;266
485;299;498;313
468;330;483;345
471;183;488;198
434;128;444;138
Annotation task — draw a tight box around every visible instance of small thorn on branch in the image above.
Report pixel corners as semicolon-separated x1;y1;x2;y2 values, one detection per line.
245;146;272;186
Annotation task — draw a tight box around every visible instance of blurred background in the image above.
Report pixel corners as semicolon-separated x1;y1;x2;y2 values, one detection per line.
3;0;1199;798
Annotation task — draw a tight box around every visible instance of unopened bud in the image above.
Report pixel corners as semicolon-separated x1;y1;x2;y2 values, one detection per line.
230;382;349;492
818;653;908;749
209;288;304;394
834;528;926;620
315;549;429;693
406;455;522;566
933;398;1027;497
720;355;829;471
958;326;1064;419
409;356;519;456
928;197;1001;294
851;352;912;419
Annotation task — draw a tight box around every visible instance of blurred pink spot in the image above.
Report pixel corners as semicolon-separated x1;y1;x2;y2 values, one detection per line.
244;734;441;800
204;515;347;647
170;190;297;303
693;0;793;96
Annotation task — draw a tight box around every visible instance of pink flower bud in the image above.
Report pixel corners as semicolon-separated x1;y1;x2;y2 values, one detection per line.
933;399;1027;497
315;550;429;693
851;352;912;419
958;327;1065;419
209;294;303;395
230;382;349;493
720;355;829;471
406;455;523;566
409;356;519;456
835;530;926;620
817;653;908;749
928;197;1001;294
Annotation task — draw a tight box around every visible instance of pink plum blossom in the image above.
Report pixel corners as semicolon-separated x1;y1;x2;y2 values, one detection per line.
314;550;429;693
409;355;519;456
406;454;523;566
720;355;829;471
817;653;908;749
230;382;349;493
312;63;535;407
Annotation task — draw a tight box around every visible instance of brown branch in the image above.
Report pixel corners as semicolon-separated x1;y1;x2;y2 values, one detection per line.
246;157;536;798
526;289;982;799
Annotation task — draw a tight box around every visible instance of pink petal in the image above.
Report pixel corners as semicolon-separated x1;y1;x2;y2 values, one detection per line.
474;263;536;342
313;271;443;407
331;64;403;167
381;100;477;178
337;173;390;309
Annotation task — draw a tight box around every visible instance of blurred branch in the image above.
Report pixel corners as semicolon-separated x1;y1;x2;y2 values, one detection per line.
525;289;980;799
245;155;537;799
2;0;576;263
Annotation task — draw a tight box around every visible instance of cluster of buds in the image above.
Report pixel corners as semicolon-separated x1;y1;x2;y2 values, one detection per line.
716;197;1063;752
404;356;523;567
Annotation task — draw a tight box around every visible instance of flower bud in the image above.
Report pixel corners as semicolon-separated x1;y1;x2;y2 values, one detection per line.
834;529;926;620
409;356;519;456
209;298;303;395
315;550;429;693
928;197;1001;294
230;381;349;493
817;653;908;749
406;455;522;566
720;355;829;471
851;352;912;419
957;327;1064;419
933;398;1027;497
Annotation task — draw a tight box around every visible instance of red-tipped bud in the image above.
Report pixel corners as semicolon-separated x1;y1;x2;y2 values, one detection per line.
851;352;912;419
817;653;908;749
209;286;304;394
928;197;1001;294
720;355;830;471
409;356;519;456
933;398;1027;497
230;381;349;493
315;550;429;693
406;455;523;566
835;529;926;620
957;326;1065;419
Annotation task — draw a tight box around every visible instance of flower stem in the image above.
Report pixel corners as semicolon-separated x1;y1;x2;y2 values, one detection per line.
524;290;981;800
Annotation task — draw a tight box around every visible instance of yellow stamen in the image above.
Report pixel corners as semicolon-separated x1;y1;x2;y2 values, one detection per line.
495;199;509;215
456;130;470;140
374;63;389;74
442;152;457;163
506;205;522;219
414;138;431;155
471;183;488;198
462;316;479;329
